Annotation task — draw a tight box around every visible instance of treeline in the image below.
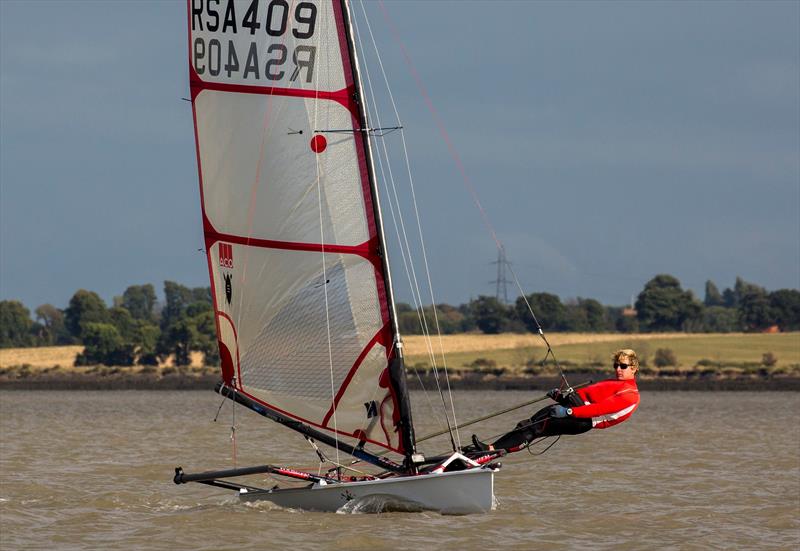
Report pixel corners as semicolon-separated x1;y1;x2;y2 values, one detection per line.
1;275;798;365
396;275;799;335
0;282;218;367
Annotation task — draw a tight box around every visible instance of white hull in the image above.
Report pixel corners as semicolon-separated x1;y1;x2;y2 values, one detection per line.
239;467;496;514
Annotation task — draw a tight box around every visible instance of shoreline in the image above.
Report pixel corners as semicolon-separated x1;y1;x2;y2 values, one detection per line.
1;371;797;391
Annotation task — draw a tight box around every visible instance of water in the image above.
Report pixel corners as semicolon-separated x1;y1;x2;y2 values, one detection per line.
1;390;798;550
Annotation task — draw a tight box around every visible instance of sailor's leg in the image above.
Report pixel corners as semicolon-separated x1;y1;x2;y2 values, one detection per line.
489;406;593;450
488;405;553;450
536;415;592;438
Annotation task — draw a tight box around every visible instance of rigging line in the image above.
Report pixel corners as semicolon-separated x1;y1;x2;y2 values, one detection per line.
527;435;561;456
314;4;340;471
353;4;455;444
377;0;570;392
505;256;571;389
212;392;227;422
360;0;462;447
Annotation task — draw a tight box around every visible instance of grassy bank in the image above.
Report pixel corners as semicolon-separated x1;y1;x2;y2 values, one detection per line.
1;332;798;390
403;332;800;373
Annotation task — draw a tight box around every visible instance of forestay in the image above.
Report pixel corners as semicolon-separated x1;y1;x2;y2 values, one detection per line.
188;0;412;456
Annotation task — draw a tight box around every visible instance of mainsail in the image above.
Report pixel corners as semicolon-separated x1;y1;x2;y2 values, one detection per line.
188;0;414;459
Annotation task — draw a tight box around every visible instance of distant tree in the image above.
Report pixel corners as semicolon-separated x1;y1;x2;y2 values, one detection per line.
458;303;478;332
396;304;469;335
721;287;737;308
185;300;212;318
432;304;469;334
738;284;775;331
64;290;109;340
158;282;214;364
469;296;513;334
704;280;724;307
564;298;609;332
133;320;160;365
563;301;589;332
769;289;800;331
109;306;137;341
191;309;220;365
160;281;194;331
582;298;609;331
734;277;754;302
74;322;135;366
635;274;703;332
397;309;423;334
34;304;71;345
121;284;157;322
615;312;640;333
702;306;739;333
516;292;565;332
191;286;212;304
721;276;759;310
0;300;34;348
162;317;198;366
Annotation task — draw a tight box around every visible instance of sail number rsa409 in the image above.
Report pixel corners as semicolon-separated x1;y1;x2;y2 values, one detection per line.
191;0;318;83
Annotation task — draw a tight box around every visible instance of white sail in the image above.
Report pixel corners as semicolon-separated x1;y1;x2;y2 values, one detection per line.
189;0;410;454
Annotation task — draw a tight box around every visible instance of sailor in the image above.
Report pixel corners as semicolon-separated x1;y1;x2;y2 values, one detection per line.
468;349;641;453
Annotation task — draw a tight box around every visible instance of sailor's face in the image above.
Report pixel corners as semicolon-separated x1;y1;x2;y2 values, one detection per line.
613;360;637;380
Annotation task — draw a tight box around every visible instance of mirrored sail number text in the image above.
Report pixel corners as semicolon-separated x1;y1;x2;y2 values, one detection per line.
191;0;318;83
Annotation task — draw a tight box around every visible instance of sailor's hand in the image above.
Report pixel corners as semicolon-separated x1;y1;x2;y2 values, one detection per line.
551;405;571;418
546;388;561;401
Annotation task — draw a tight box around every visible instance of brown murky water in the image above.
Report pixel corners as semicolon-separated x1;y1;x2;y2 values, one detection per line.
1;390;798;550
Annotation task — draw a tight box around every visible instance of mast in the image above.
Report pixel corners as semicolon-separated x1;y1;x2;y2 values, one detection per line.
339;0;417;465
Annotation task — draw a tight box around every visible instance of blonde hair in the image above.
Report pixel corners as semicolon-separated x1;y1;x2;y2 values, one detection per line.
613;349;639;371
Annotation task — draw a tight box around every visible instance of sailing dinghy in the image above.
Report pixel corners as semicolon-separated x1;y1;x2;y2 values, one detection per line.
175;0;506;514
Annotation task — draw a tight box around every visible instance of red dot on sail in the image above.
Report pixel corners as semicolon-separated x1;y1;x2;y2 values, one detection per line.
310;135;327;153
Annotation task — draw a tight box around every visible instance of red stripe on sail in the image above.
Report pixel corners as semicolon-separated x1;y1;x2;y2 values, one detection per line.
204;228;380;264
321;323;390;427
189;80;356;116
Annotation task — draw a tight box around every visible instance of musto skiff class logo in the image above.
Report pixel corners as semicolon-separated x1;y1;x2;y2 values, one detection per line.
219;243;234;304
219;242;234;269
191;0;318;84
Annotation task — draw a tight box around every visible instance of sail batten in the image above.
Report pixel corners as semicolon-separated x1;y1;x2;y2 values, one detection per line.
188;0;413;457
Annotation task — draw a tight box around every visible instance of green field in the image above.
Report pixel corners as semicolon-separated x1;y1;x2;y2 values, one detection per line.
405;332;800;373
1;333;798;376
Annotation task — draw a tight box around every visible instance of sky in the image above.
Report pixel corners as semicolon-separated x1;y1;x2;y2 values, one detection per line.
1;0;798;312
